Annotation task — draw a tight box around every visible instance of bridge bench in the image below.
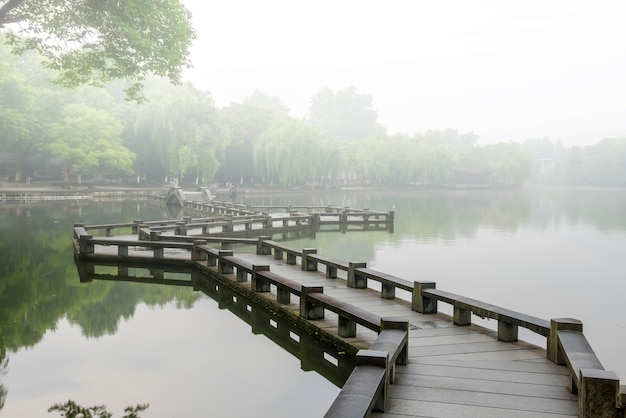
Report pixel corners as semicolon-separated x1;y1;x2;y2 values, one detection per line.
92;238;192;258
257;239;304;265
325;319;409;417
220;255;254;282
253;269;302;304
307;292;381;337
305;253;350;278
193;243;221;266
353;267;413;299
84;222;136;236
418;287;550;342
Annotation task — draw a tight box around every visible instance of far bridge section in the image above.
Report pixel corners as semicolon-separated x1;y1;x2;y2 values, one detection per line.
149;188;394;232
72;215;624;418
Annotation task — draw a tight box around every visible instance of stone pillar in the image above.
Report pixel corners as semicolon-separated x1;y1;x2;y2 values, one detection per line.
548;318;583;363
302;248;318;271
454;305;471;326
348;262;367;288
132;219;142;234
579;369;620;418
175;221;186;235
192;240;207;262
338;316;356;337
217;249;234;274
498;321;518;342
300;286;324;319
78;232;94;254
117;245;128;257
381;282;395;299
257;236;272;255
251;265;271;292
412;281;437;313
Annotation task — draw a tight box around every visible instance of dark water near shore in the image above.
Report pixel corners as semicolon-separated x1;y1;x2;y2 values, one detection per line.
1;187;625;417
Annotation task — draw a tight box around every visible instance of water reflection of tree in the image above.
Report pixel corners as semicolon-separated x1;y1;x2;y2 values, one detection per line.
0;343;7;411
0;202;199;355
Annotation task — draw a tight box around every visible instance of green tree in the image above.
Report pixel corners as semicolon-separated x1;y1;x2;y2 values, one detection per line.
48;400;148;418
253;115;336;186
0;0;195;101
218;103;275;185
130;80;227;185
48;104;135;183
0;50;61;181
483;142;532;185
243;90;290;115
307;86;385;142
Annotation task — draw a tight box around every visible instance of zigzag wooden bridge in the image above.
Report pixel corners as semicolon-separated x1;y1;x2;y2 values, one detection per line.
72;209;625;417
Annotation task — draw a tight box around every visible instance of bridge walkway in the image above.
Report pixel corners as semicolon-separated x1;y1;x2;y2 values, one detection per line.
220;252;577;417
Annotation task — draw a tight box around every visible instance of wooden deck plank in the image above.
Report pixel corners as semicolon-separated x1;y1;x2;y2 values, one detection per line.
394;372;576;399
400;362;569;386
386;385;578;415
371;399;577;417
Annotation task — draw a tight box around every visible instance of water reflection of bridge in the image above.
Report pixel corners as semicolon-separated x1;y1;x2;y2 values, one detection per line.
72;212;624;417
77;262;353;387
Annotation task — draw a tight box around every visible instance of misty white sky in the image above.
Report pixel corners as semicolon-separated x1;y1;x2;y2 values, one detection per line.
181;0;625;146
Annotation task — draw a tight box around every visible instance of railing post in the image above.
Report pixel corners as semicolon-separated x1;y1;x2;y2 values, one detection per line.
338;315;357;337
118;245;128;257
192;240;207;262
132;219;142;234
251;265;271;292
454;305;471;326
548;318;583;364
175;221;187;235
78;233;94;254
412;281;437;313
300;286;324;319
579;369;621;418
348;262;367;288
218;250;234;274
302;248;318;271
257;236;271;255
498;321;518;342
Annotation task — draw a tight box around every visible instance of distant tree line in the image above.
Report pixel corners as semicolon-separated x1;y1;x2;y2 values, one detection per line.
1;38;624;188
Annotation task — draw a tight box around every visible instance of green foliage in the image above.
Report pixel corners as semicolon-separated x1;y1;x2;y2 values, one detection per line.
530;137;626;186
129;80;227;183
48;103;135;182
48;400;148;418
308;86;385;142
1;0;195;101
253;114;336;186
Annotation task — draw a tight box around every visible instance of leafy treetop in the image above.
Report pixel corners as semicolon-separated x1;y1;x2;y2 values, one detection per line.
0;0;196;101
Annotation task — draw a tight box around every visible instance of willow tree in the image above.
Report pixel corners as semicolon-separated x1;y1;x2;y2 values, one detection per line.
253;115;336;187
0;0;195;101
131;81;227;185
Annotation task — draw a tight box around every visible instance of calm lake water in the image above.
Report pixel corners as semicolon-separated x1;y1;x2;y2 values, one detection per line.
1;187;625;417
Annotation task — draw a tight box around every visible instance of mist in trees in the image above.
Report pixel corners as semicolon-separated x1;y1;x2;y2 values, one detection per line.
1;37;624;188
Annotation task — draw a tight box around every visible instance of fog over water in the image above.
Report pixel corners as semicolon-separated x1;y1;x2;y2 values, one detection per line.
181;0;626;146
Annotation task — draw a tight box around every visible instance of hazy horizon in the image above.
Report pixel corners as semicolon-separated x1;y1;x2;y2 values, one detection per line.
180;0;625;147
